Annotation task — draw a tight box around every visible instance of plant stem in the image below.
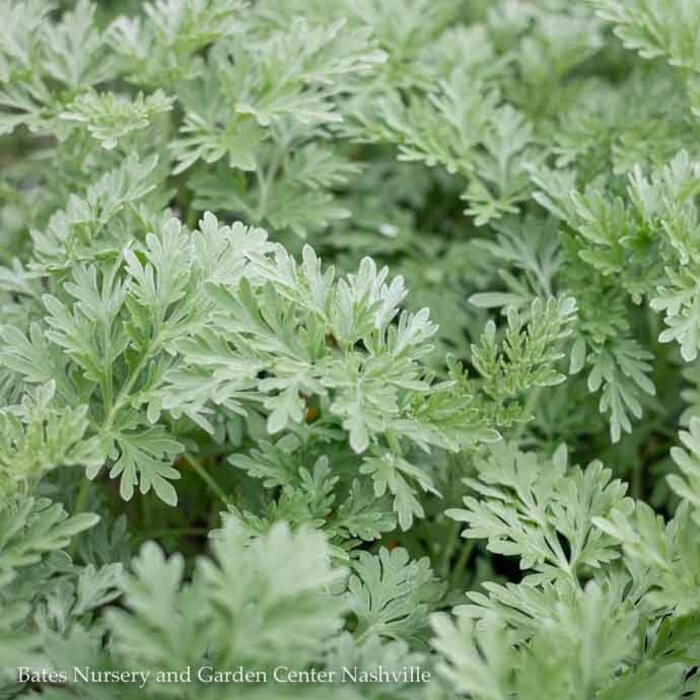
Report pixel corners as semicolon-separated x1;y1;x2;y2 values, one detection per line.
185;454;234;510
102;338;160;433
449;539;475;590
511;385;543;443
69;475;92;558
439;520;461;579
74;475;91;515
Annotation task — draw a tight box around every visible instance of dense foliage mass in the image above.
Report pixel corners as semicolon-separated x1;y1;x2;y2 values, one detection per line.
2;0;700;697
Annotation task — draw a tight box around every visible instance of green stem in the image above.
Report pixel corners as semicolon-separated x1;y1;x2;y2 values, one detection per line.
254;148;285;221
647;304;660;349
254;163;271;221
386;432;404;457
103;339;159;432
449;539;475;590
186;454;234;510
74;475;91;516
69;476;92;558
439;520;461;580
511;385;543;443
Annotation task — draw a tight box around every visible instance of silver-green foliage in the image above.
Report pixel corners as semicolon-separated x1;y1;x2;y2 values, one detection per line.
2;1;700;699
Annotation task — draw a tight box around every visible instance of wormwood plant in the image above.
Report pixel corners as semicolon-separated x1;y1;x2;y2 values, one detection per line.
2;0;700;698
